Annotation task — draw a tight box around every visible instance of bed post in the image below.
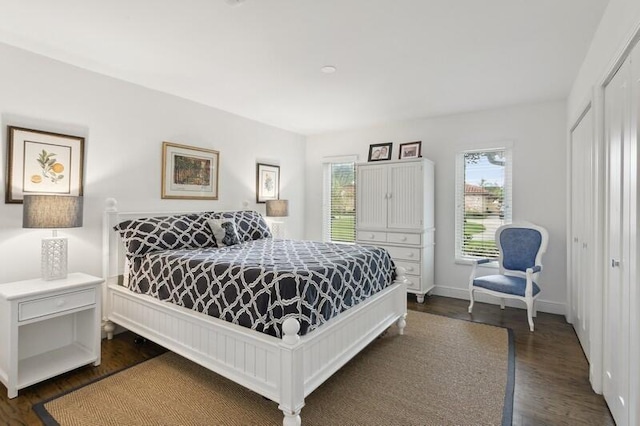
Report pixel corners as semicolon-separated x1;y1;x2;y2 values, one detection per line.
102;198;118;340
278;317;304;426
394;266;408;335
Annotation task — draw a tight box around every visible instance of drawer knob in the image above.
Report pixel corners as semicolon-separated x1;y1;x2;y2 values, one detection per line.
401;236;407;241
408;253;414;258
56;299;66;307
407;267;414;272
370;234;375;239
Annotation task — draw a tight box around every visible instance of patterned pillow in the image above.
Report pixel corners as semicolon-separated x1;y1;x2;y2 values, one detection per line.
211;210;272;242
207;218;241;247
114;212;216;257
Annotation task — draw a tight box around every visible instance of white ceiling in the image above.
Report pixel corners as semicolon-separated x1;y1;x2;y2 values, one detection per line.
0;0;608;135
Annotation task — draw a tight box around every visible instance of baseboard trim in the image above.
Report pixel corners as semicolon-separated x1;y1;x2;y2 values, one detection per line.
430;285;567;316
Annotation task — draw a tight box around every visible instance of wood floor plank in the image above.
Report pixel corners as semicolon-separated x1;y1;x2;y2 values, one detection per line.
0;295;614;425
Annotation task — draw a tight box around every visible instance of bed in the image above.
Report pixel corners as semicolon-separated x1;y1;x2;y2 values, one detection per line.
102;199;408;425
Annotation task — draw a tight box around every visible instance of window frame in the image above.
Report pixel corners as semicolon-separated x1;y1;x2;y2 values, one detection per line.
322;155;358;244
454;146;513;264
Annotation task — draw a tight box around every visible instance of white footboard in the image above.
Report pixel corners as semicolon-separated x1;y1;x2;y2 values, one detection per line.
106;275;406;424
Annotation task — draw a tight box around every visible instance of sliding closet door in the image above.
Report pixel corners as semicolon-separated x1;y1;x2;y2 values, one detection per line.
569;107;593;359
603;57;631;426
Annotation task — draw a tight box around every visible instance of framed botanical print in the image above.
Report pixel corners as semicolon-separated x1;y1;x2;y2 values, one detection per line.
6;126;85;204
162;141;219;200
256;163;280;203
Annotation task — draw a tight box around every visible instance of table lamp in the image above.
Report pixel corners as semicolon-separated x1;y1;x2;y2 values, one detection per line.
266;199;289;239
23;195;83;280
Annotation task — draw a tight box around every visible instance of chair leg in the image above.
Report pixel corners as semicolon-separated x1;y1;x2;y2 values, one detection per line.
533;301;537;318
526;300;534;332
468;289;475;313
500;298;505;310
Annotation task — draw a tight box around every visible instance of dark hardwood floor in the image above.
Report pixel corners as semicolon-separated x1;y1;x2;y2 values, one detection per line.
1;295;614;425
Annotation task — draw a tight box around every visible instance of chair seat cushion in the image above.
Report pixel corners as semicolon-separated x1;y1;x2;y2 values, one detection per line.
473;275;540;297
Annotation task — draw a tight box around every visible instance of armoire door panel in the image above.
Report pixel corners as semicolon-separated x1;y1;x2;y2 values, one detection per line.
356;165;387;229
388;163;423;229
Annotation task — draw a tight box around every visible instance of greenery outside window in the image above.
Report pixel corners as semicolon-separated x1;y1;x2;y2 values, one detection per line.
322;157;357;243
455;147;512;261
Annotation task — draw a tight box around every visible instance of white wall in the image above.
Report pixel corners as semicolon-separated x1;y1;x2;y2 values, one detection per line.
0;43;306;284
306;100;567;314
568;0;640;120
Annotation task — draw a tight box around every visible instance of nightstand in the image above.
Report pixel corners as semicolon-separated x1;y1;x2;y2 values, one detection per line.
0;273;102;398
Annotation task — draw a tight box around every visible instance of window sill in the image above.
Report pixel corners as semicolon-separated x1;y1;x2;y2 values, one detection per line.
455;258;499;268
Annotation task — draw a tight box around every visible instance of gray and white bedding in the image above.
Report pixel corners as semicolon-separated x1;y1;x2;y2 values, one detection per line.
114;210;395;337
125;238;395;337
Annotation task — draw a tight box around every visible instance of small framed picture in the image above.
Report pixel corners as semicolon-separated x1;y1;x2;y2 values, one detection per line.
399;141;422;159
162;141;219;200
256;163;280;203
6;126;85;204
367;142;393;162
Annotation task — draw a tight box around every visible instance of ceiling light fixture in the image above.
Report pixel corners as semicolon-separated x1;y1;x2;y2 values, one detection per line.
321;66;337;74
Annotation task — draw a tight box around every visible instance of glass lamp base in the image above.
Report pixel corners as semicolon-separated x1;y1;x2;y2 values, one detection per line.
42;237;68;281
270;221;286;239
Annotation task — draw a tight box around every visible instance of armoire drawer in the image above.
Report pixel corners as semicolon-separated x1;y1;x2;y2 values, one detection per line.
405;275;421;291
357;231;387;243
387;232;421;245
393;260;421;276
384;245;421;262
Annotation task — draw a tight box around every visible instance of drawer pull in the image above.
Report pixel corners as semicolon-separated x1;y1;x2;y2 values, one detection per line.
408;253;414;258
401;236;407;241
406;266;414;272
56;299;66;307
370;234;375;239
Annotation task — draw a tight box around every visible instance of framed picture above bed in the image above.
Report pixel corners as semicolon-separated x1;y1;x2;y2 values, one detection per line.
161;141;219;200
6;126;85;204
256;163;280;203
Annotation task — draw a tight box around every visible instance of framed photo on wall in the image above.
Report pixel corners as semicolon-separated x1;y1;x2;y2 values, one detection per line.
6;126;85;204
161;141;219;200
399;141;422;159
367;142;393;161
256;163;280;203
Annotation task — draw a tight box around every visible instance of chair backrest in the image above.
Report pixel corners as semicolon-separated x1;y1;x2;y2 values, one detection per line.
496;223;549;275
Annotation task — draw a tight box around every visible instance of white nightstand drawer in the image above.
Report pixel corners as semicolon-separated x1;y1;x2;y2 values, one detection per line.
357;231;387;243
19;288;96;322
385;245;421;261
387;232;421;245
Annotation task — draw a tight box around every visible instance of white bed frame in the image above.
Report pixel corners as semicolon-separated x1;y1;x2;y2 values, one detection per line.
102;199;408;425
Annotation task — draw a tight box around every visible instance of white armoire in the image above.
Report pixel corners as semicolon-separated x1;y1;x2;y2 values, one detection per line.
355;158;435;303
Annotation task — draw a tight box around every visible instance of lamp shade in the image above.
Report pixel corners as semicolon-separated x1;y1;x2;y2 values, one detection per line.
266;199;289;217
23;195;83;228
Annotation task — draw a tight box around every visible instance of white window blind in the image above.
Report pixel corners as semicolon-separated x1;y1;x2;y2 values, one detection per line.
322;156;357;243
455;148;512;260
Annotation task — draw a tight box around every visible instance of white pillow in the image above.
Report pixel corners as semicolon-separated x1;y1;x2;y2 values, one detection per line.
207;218;241;247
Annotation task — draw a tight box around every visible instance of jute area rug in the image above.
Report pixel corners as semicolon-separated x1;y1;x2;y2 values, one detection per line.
35;311;514;426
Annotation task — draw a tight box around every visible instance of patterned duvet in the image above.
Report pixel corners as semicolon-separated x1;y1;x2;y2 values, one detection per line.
127;239;395;337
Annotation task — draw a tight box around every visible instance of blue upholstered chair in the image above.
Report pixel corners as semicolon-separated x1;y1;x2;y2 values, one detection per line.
468;223;549;331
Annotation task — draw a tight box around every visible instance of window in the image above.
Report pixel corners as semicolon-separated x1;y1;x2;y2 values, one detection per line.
322;157;357;243
455;148;512;261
